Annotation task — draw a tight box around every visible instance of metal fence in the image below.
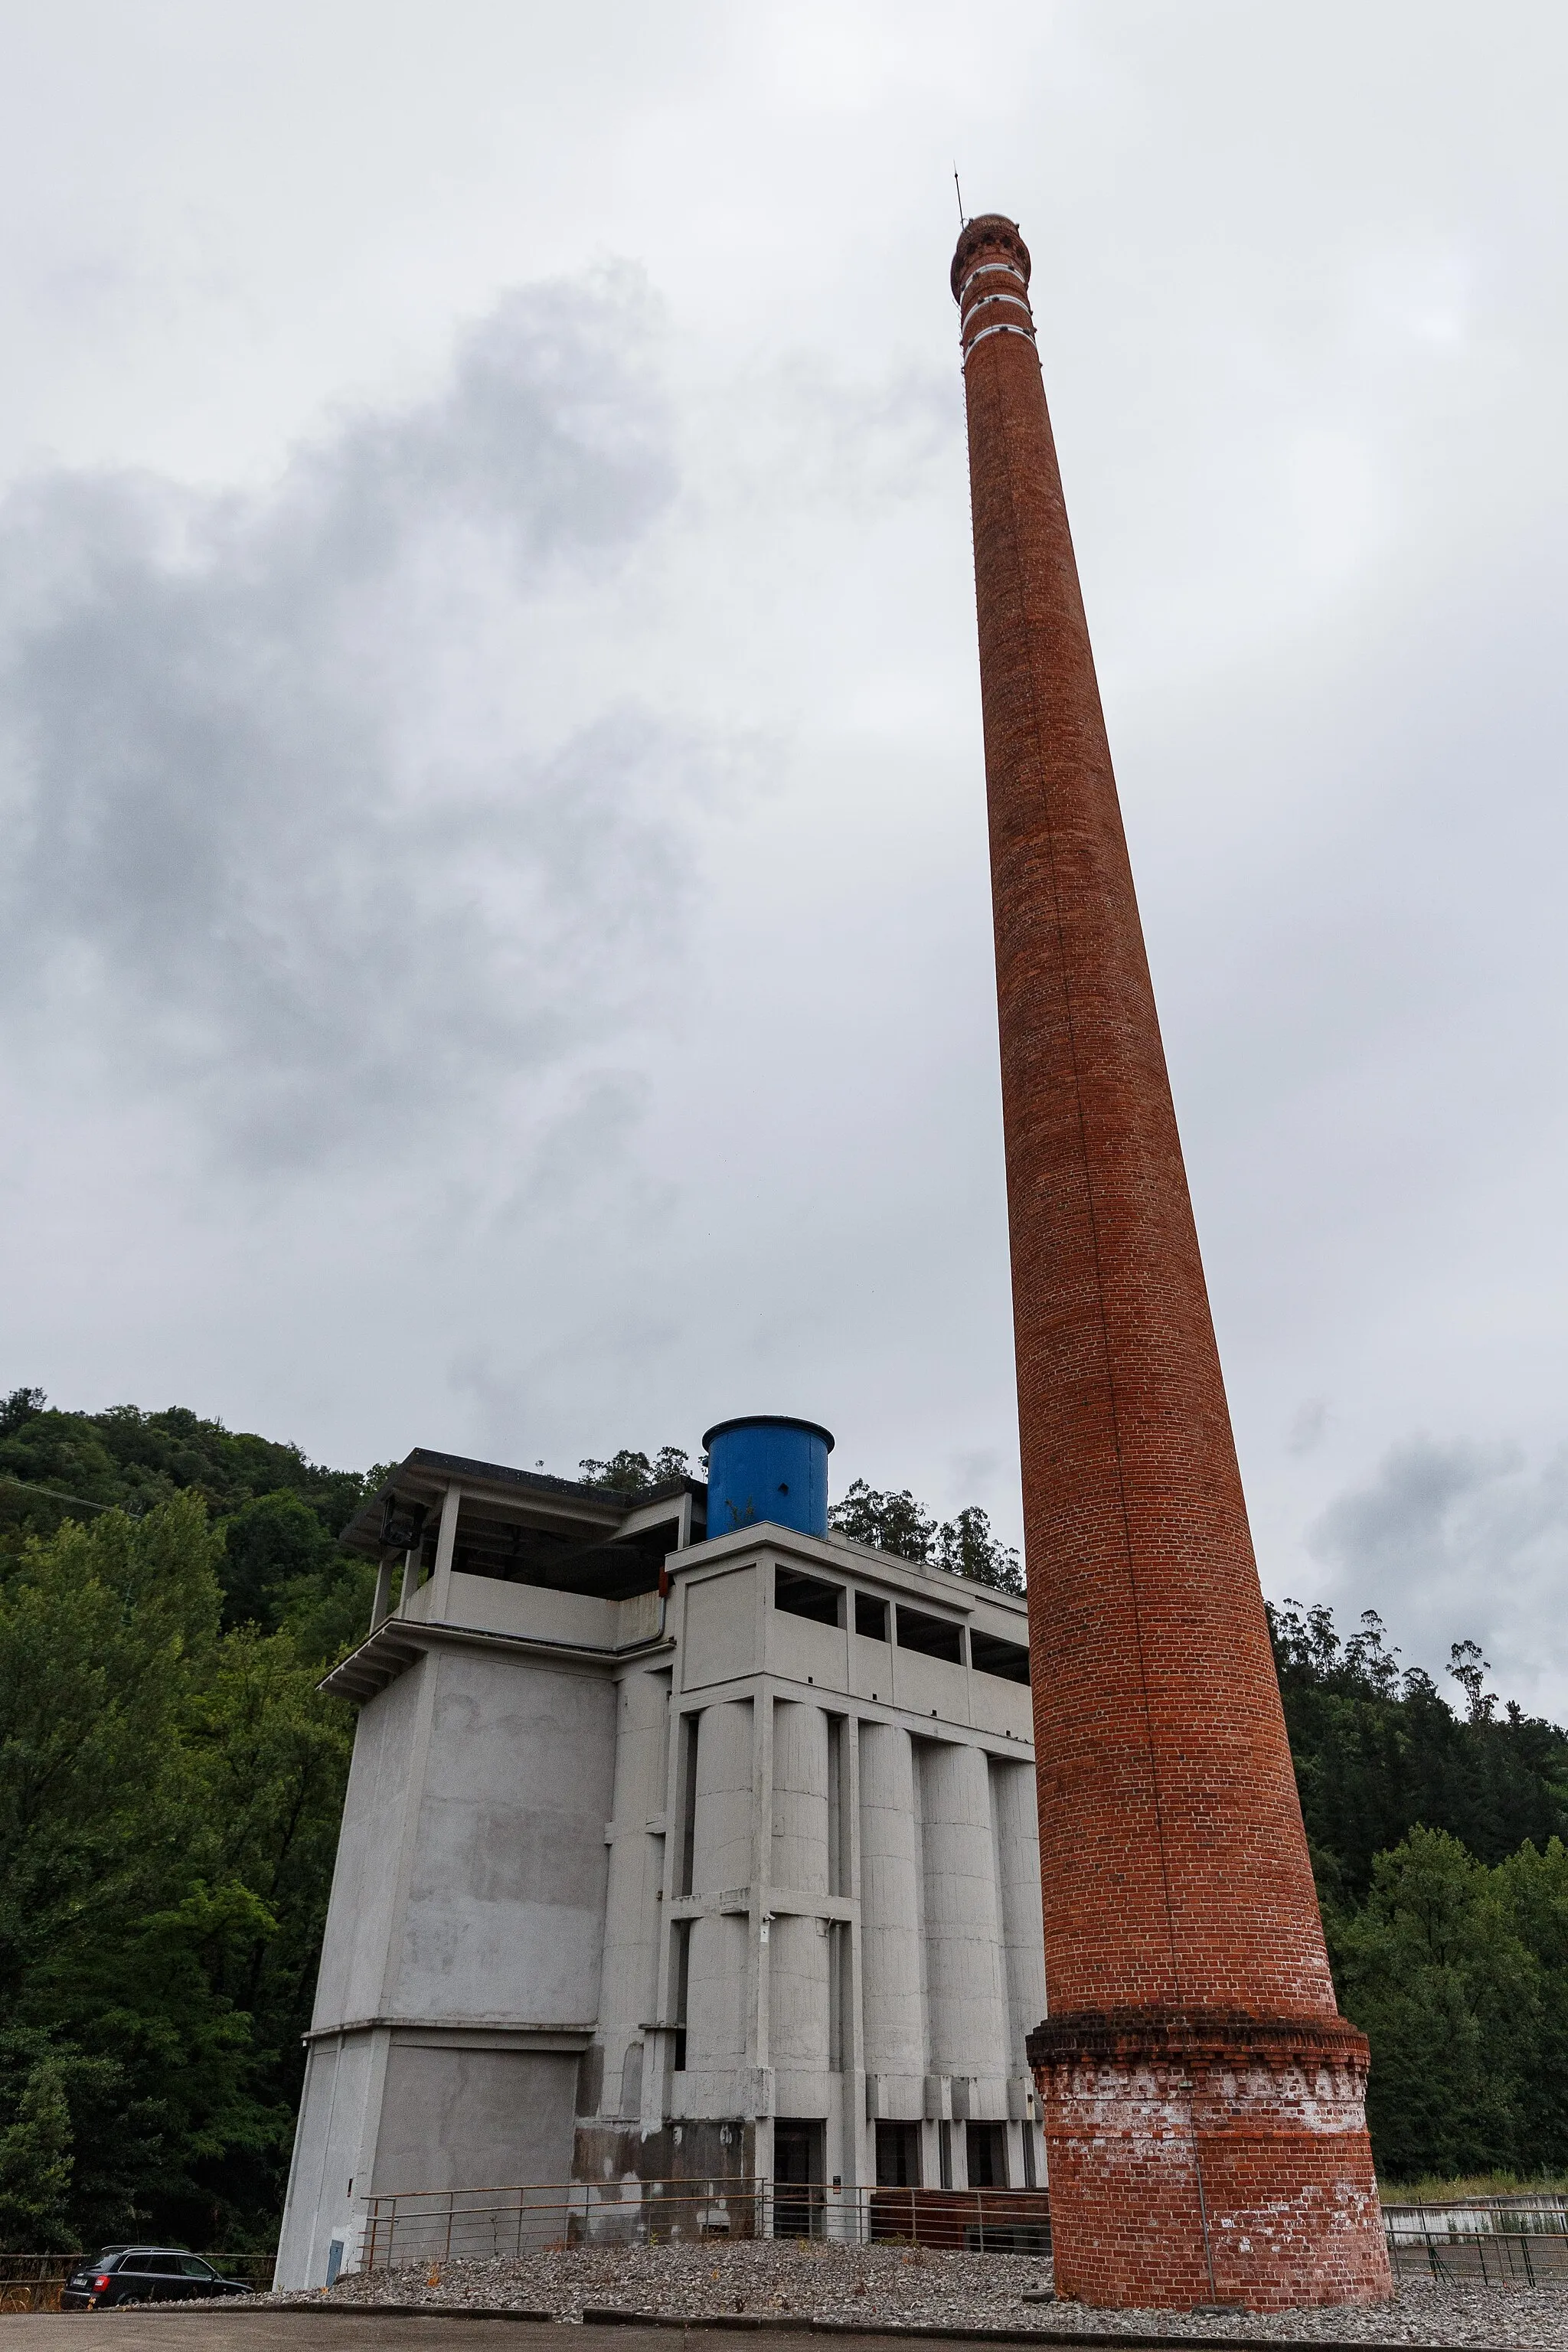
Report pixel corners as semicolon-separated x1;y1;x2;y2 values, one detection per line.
361;2178;1053;2272
1383;2196;1568;2286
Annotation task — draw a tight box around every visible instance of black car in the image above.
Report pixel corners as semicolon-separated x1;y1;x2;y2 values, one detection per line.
60;2247;253;2309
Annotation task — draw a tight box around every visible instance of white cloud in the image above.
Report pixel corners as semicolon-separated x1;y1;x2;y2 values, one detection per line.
0;272;694;1169
1308;1437;1568;1713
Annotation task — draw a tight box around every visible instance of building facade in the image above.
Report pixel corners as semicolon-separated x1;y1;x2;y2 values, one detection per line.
275;1442;1047;2289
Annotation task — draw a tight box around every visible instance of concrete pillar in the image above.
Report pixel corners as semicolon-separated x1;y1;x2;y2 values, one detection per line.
370;1557;394;1632
770;1700;829;2069
919;1743;1008;2086
427;1484;462;1623
857;1722;925;2084
598;1669;671;2115
686;1700;753;2069
989;1757;1048;2072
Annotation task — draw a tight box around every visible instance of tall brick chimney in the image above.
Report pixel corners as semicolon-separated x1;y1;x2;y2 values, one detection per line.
952;215;1390;2310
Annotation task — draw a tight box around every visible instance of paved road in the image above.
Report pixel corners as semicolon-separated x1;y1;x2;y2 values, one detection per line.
0;2325;681;2351
0;2324;992;2352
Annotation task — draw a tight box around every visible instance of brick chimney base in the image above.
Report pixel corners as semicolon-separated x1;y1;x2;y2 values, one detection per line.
1027;2013;1393;2311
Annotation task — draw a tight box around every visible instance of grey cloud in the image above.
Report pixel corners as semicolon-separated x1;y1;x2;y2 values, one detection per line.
0;269;697;1169
1308;1434;1568;1707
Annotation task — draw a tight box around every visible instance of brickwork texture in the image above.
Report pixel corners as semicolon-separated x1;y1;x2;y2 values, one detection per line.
951;213;1390;2311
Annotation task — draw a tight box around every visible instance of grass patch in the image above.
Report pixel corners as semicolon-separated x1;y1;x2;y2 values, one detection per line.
1382;2171;1568;2203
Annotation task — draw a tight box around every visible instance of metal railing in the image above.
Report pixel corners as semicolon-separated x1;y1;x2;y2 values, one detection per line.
361;2178;1052;2272
1383;2196;1568;2286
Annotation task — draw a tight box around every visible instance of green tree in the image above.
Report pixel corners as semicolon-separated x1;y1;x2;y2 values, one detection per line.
0;2054;73;2249
577;1446;691;1492
0;1481;365;2250
830;1481;1024;1592
1330;1828;1539;2180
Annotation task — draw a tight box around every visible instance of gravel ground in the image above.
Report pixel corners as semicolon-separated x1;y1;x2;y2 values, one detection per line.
231;2239;1568;2344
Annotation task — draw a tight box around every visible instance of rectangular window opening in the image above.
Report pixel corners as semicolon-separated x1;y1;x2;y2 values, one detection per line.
826;1715;846;1895
896;1604;965;1664
676;1716;700;1896
854;1592;888;1641
671;1918;691;2073
969;1630;1031;1684
775;1566;844;1627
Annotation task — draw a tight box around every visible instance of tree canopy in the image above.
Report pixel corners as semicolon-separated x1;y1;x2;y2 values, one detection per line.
828;1479;1024;1596
0;1392;377;2254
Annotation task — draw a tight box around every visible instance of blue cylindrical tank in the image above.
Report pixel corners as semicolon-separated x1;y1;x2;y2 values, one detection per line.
702;1416;835;1541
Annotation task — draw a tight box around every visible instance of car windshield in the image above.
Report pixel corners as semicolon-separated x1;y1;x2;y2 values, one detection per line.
178;2259;216;2278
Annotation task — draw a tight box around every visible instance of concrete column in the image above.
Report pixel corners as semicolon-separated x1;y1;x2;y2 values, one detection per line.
427;1484;462;1623
598;1669;671;2115
397;1544;422;1611
770;1700;829;2070
857;1721;925;2084
370;1557;394;1632
686;1700;753;2069
989;1757;1048;2070
920;1743;1009;2086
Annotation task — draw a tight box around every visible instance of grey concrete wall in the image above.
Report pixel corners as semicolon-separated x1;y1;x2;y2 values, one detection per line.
373;2044;578;2194
393;1650;615;2025
274;2030;385;2291
312;1666;430;2030
682;1567;756;1691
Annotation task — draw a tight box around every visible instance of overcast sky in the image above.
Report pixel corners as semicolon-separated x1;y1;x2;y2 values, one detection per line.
2;2;1566;1716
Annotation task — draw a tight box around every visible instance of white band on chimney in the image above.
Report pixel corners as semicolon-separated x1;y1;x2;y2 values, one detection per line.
962;292;1034;331
956;260;1028;305
960;322;1038;368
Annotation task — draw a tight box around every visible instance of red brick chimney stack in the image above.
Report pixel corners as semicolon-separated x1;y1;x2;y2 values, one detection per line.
952;214;1390;2310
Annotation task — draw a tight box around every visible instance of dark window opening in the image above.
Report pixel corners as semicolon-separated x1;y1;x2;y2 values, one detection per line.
966;2122;1007;2187
969;1630;1031;1684
854;1592;888;1641
775;1567;844;1627
671;1919;691;2074
874;2120;922;2187
895;1605;965;1664
677;1719;699;1896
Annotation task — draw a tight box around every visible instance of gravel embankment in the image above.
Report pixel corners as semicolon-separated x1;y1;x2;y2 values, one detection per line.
230;2238;1568;2344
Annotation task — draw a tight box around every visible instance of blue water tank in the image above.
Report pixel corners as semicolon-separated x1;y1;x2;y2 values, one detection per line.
703;1416;835;1541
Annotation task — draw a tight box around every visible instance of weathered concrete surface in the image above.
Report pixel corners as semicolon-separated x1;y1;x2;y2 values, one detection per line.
283;1489;1044;2289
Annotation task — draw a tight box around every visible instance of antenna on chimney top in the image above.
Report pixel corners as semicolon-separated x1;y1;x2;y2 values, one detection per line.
954;168;965;225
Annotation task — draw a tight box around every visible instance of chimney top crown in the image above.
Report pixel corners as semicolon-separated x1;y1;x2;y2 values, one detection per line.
951;214;1031;302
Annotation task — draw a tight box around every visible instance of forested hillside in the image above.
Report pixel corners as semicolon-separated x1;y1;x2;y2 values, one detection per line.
0;1389;381;2256
5;1388;1568;2252
1269;1600;1568;2181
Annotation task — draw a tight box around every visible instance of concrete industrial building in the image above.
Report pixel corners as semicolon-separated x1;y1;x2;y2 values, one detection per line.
276;1423;1047;2290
